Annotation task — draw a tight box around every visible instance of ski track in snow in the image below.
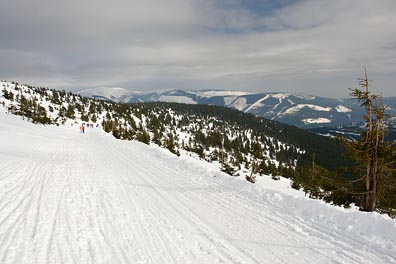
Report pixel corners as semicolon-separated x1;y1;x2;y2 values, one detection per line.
0;112;395;264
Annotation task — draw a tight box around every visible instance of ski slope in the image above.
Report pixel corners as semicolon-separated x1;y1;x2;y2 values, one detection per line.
0;110;395;264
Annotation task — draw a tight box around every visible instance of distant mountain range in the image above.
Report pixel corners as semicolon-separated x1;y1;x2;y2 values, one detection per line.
78;88;396;130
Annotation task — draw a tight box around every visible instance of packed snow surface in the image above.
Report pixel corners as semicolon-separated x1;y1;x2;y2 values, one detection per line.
1;110;395;264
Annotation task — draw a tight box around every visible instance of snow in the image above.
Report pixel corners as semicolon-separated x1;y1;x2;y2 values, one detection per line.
224;97;247;111
294;94;316;100
269;93;290;100
302;118;332;124
286;99;295;105
244;93;295;113
336;105;352;113
244;95;270;113
195;90;252;98
158;95;197;104
282;104;332;115
1;110;396;264
78;87;137;102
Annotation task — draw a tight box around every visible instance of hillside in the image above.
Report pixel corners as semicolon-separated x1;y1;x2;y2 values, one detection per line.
1;107;396;263
1;81;346;177
3;81;395;214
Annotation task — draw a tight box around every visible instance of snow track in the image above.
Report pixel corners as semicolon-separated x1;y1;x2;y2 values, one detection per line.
0;112;395;264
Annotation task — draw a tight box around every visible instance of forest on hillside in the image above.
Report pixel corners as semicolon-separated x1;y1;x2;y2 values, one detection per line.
1;81;395;217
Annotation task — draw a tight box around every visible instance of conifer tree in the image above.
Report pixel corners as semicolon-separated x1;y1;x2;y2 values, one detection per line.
66;104;75;119
346;68;394;212
136;127;150;145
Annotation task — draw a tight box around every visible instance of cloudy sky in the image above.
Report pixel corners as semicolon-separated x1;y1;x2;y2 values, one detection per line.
1;0;396;98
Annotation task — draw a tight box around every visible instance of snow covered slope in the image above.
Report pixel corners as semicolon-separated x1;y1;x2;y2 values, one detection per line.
78;87;141;103
1;109;395;263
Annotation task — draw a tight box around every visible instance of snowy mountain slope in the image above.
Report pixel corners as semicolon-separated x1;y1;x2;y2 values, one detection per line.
78;88;396;129
5;80;392;212
2;81;396;213
0;81;306;178
78;87;141;103
1;110;395;264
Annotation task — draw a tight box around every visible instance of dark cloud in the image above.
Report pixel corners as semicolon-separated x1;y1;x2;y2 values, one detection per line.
1;0;396;97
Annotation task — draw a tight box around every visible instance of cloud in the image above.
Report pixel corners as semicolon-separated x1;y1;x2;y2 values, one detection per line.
1;0;396;97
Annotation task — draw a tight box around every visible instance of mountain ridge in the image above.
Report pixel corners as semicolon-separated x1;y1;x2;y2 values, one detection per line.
78;87;396;129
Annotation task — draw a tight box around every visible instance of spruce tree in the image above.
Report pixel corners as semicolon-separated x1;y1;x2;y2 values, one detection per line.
346;68;395;212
